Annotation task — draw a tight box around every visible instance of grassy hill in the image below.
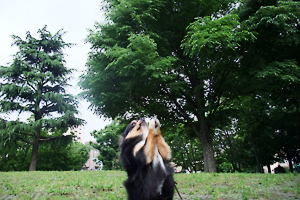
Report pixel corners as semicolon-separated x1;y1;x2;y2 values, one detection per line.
0;171;299;199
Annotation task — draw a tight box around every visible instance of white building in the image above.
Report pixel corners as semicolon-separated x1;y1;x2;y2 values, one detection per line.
64;125;85;143
63;125;101;170
82;141;101;170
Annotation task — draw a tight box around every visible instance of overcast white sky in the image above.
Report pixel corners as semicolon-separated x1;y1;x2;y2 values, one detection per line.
0;0;112;142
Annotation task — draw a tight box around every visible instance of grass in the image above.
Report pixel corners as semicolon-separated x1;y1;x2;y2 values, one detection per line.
0;171;299;200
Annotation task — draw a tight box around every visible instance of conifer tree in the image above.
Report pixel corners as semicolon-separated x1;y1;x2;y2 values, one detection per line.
0;26;83;171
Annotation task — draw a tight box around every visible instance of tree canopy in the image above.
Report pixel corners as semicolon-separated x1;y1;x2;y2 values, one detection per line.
78;0;300;172
0;26;83;171
80;0;240;173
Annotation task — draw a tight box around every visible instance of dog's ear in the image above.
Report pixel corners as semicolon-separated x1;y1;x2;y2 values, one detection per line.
120;120;139;145
122;120;137;138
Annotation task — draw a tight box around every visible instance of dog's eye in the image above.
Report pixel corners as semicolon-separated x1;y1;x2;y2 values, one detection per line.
155;121;158;128
137;125;141;131
131;122;136;126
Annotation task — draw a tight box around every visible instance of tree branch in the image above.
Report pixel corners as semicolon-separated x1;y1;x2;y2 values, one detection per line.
211;66;232;114
26;81;37;93
20;137;33;145
41;103;56;113
160;88;196;126
19;132;34;137
180;90;199;119
131;97;173;121
38;135;72;141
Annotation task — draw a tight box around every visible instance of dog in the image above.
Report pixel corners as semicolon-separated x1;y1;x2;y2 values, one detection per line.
119;118;174;200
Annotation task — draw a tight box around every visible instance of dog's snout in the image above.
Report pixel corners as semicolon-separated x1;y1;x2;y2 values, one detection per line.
139;118;146;122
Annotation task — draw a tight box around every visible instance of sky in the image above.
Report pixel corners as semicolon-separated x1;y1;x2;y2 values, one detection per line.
0;0;112;142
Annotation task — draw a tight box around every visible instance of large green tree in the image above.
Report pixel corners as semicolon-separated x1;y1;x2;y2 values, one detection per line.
0;26;82;171
80;0;300;173
235;0;300;172
80;0;243;173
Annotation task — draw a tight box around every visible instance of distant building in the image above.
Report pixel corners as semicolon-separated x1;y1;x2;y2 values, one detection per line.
64;126;100;170
64;125;85;143
82;141;101;170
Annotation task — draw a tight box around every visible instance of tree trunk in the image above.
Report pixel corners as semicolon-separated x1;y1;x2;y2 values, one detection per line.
251;134;263;173
232;162;238;172
30;105;42;171
192;119;217;173
29;136;39;171
286;151;293;173
201;140;217;172
238;162;241;172
267;164;271;174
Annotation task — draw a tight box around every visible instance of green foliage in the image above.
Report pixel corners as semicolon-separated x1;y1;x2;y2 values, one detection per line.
163;123;204;172
182;14;255;57
80;0;240;173
238;0;300;82
37;142;91;171
0;25;82;130
0;136;31;171
0;138;91;172
80;0;237;121
90;120;127;170
236;0;278;21
0;25;83;170
236;0;300;172
80;0;300;173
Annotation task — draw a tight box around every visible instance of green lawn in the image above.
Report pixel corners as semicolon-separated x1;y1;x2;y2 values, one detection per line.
0;171;299;199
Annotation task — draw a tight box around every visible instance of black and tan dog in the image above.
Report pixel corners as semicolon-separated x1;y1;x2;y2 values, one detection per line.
119;118;174;200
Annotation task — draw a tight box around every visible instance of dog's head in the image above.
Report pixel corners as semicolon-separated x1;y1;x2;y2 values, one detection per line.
119;118;148;145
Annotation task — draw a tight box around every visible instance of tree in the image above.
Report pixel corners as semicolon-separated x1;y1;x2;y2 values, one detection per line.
80;0;242;173
235;0;300;172
90;120;126;170
80;0;300;173
269;104;300;173
233;97;279;173
0;26;82;171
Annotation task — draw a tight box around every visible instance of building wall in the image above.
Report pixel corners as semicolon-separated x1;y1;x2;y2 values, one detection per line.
64;125;85;144
63;126;100;170
82;141;100;170
83;146;100;170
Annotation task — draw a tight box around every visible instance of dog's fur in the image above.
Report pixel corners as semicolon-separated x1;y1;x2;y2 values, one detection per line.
119;118;174;200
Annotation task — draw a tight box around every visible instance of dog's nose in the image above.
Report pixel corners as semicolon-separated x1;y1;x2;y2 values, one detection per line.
139;118;145;122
